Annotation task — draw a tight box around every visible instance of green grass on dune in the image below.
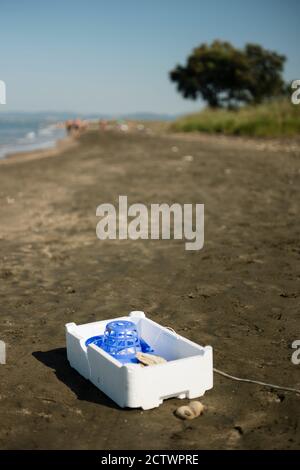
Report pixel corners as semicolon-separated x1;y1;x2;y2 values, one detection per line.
171;99;300;137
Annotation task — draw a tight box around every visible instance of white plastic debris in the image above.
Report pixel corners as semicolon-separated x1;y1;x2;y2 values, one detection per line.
65;311;213;410
183;155;194;162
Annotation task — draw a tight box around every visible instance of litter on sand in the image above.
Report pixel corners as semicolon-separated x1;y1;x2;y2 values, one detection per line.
66;311;213;410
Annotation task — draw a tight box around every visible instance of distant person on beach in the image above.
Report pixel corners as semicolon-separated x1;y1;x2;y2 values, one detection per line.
99;119;108;131
65;119;87;137
65;120;73;134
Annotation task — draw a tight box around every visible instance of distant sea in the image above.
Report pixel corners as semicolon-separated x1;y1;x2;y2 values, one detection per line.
0;111;175;159
0;113;68;159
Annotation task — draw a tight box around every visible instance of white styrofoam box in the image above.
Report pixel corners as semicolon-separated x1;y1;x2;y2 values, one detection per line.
65;311;213;410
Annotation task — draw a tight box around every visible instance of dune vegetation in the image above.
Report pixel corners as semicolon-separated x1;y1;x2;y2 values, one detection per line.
171;99;300;137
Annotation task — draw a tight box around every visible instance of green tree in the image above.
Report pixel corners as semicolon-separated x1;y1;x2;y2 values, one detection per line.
244;44;286;104
170;41;286;108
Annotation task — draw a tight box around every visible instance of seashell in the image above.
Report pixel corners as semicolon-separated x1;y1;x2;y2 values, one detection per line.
189;401;204;417
175;401;204;420
136;352;167;366
175;405;195;420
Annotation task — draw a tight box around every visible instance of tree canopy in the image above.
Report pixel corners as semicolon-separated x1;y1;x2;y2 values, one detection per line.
170;41;286;108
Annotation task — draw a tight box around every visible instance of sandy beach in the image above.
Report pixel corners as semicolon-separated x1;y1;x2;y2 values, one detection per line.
0;128;299;449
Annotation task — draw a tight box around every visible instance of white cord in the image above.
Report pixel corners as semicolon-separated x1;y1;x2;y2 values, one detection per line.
213;367;300;395
163;325;300;396
164;326;178;335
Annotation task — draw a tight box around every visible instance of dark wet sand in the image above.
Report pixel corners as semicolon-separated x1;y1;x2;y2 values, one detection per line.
0;129;299;449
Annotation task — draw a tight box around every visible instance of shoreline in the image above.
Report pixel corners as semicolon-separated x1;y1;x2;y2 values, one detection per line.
0;135;78;166
1;124;299;169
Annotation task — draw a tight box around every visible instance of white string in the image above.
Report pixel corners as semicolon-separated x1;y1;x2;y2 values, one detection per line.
151;325;179;350
164;326;178;336
163;325;300;396
213;367;300;395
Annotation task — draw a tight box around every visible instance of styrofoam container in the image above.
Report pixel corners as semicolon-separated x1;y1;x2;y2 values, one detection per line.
65;311;213;410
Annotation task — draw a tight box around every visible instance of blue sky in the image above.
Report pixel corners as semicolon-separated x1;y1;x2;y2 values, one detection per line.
0;0;299;114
